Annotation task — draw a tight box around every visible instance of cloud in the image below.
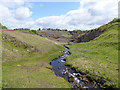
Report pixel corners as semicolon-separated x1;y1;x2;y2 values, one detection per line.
15;7;32;20
0;0;24;8
0;0;34;29
0;0;119;30
34;0;118;30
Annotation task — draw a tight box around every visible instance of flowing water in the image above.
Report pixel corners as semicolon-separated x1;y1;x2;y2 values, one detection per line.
51;46;101;88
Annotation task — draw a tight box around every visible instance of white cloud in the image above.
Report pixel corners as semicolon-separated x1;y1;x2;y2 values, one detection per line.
15;7;32;20
0;0;24;8
35;0;119;30
0;0;119;30
0;0;34;29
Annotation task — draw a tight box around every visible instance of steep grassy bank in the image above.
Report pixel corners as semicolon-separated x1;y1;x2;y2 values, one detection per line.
65;21;119;87
2;31;71;88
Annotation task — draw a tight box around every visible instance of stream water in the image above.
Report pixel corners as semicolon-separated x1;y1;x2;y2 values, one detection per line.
51;46;100;88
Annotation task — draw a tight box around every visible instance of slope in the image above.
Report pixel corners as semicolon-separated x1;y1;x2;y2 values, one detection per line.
2;30;71;88
65;20;119;87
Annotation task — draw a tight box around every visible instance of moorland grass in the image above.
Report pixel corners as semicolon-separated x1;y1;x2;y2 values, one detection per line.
2;31;71;88
65;22;119;87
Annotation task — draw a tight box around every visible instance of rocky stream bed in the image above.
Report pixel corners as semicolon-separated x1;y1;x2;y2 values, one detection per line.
51;46;101;89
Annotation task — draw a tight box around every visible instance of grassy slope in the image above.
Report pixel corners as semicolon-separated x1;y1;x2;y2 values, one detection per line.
65;22;119;87
2;31;71;88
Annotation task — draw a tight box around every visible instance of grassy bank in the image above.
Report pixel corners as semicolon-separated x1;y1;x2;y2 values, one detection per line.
65;22;119;87
2;31;71;88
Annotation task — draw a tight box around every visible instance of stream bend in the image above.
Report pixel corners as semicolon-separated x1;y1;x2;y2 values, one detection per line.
51;46;100;88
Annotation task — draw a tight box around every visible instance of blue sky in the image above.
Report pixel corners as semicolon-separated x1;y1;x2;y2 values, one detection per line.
0;0;118;30
30;2;80;20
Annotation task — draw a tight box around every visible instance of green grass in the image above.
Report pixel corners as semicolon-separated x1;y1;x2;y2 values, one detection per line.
65;22;119;87
2;31;71;88
0;24;7;29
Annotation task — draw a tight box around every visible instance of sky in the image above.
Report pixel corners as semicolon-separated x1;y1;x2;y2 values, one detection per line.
30;2;80;20
0;0;119;30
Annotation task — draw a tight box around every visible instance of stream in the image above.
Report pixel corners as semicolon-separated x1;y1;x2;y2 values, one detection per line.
51;46;100;88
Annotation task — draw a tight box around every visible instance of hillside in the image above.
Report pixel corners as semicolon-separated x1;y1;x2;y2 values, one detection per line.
37;30;71;43
0;24;7;30
13;28;72;43
2;30;71;88
69;18;119;43
1;18;119;88
65;19;119;87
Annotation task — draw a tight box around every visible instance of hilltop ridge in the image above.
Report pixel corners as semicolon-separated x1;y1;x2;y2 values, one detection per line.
69;18;119;43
